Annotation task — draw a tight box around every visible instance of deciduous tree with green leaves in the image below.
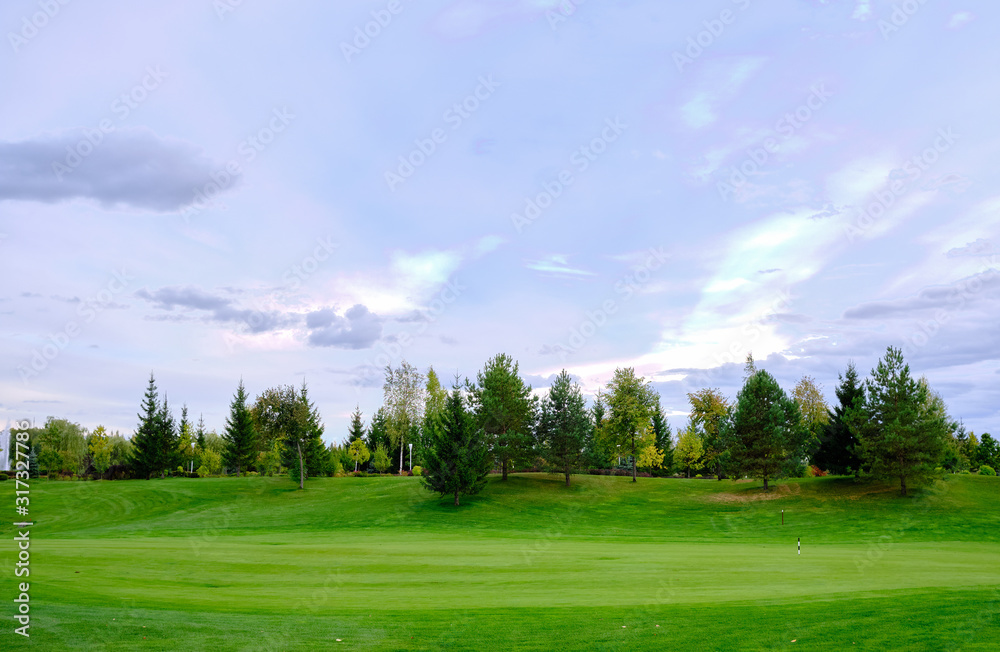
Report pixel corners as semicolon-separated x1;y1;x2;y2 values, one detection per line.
687;388;730;479
88;425;112;478
384;361;426;474
372;442;391;474
348;439;370;472
675;424;704;478
596;367;659;482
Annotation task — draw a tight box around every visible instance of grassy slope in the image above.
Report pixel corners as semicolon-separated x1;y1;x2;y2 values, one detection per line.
2;474;999;650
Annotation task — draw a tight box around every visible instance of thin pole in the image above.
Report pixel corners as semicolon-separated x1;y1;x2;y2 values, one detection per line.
781;509;784;525
797;537;800;555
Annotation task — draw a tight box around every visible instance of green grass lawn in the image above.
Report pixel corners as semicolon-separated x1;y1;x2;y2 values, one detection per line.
2;473;999;650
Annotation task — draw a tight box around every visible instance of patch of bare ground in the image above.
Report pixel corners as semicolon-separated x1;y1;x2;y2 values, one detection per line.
707;483;801;503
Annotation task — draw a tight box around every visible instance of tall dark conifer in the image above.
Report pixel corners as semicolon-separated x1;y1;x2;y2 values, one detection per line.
130;373;161;479
537;370;590;487
814;362;864;475
422;387;491;506
222;380;258;476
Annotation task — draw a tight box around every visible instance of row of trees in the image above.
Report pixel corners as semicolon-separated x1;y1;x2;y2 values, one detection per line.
672;348;996;495
9;347;995;500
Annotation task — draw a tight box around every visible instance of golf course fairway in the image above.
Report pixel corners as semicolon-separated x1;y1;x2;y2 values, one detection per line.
2;473;998;650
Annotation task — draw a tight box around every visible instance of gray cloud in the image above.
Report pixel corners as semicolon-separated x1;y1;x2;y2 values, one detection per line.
307;304;382;349
946;239;996;258
136;286;292;333
0;128;233;212
843;271;1000;320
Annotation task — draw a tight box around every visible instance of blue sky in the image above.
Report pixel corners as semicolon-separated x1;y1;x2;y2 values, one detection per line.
2;0;998;442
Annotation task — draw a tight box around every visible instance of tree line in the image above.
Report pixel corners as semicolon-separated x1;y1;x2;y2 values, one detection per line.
6;347;997;499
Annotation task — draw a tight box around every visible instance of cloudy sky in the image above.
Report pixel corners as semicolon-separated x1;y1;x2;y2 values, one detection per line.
2;0;998;442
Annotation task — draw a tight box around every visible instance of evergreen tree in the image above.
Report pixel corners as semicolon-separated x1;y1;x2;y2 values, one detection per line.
422;387;491;506
177;405;194;473
721;366;806;491
651;402;674;474
582;396;607;468
28;446;40;479
813;362;864;475
298;381;327;478
347;405;365;443
222;380;258;476
537;370;590;486
365;407;391;471
155;395;180;478
196;414;207;451
467;353;537;480
130;373;161;479
849;347;949;496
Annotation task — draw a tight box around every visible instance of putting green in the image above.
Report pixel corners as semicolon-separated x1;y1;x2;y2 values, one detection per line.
2;474;998;650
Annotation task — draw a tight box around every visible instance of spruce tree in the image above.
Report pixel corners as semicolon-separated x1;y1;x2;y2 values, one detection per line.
298;381;327;478
196;414;207;451
155;395;179;478
348;405;366;443
814;362;864;475
721;367;806;491
651;405;674;474
222;380;258;476
365;407;391;471
537;370;590;486
422;387;491;506
130;373;161;479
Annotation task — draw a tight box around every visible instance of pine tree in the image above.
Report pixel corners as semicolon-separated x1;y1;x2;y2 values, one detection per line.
537;370;590;487
467;353;537;480
422;387;491;506
222;380;258;476
814;362;864;475
130;373;161;479
848;347;949;496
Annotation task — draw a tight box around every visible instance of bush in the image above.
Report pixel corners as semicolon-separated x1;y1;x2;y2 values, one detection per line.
412;466;422;477
196;465;211;478
0;473;7;481
980;465;996;476
187;472;200;478
351;471;368;478
809;465;828;477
